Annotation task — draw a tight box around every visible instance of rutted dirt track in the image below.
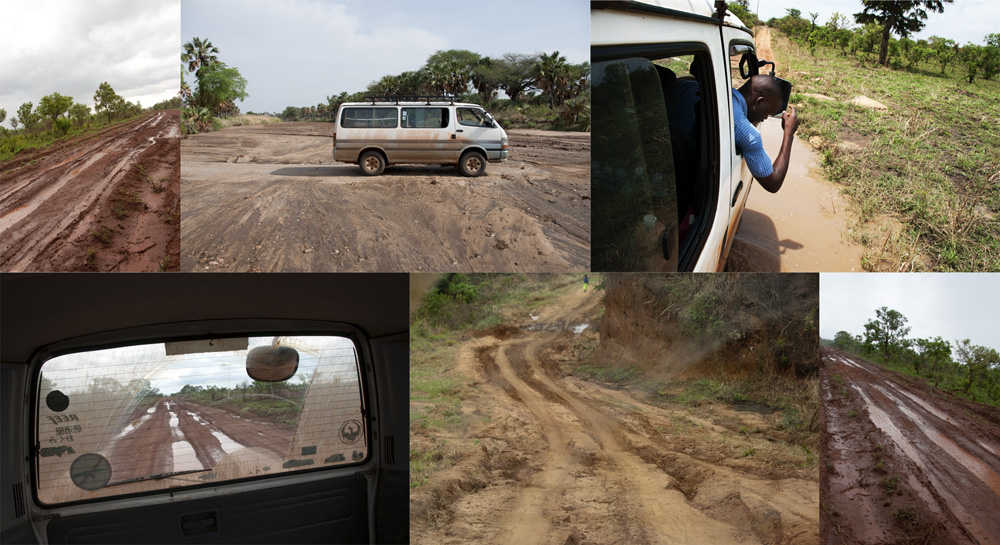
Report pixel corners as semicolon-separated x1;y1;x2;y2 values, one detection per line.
821;348;1000;545
0;111;181;271
412;289;818;545
180;123;590;272
108;399;292;484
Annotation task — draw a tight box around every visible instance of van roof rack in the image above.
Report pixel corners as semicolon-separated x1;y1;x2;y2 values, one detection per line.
363;95;458;105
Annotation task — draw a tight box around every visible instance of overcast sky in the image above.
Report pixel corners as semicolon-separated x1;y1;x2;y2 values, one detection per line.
181;0;590;114
820;274;1000;352
0;0;180;129
751;0;998;46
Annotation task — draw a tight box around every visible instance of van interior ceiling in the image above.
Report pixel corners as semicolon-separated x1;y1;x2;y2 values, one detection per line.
1;273;409;545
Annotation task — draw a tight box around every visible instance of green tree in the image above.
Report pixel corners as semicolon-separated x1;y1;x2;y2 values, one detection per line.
854;0;953;67
954;340;1000;395
833;330;857;351
195;62;249;115
182;37;220;77
0;108;5;126
535;50;570;109
495;53;538;104
863;306;911;364
913;336;951;374
16;102;38;131
37;92;73;125
94;82;119;123
929;36;957;74
68;103;91;126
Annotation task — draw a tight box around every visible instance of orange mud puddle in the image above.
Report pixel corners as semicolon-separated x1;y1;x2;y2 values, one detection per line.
730;118;864;272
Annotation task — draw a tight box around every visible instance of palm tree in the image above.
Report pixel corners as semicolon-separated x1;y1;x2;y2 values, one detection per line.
535;51;570;109
182;37;220;77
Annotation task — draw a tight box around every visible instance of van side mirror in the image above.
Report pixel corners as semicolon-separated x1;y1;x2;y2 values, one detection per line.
246;345;299;382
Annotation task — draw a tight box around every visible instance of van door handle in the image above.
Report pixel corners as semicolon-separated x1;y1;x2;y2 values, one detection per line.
731;180;744;207
455;129;463;133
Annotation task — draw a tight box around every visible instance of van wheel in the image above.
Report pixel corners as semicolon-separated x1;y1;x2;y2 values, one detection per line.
359;151;385;176
458;151;486;177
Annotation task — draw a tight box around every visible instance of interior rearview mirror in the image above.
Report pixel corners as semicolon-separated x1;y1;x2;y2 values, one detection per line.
246;344;299;382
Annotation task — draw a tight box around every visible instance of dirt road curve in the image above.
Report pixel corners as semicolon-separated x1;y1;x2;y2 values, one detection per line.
412;289;818;545
0;111;180;271
108;399;291;484
180;123;590;272
821;348;1000;545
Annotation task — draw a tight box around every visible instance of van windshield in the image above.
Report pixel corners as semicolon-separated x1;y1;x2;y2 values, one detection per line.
36;335;367;505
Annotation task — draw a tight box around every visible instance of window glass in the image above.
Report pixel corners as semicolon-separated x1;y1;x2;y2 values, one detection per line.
591;57;679;271
457;108;491;127
36;335;367;505
341;107;398;128
401;108;449;128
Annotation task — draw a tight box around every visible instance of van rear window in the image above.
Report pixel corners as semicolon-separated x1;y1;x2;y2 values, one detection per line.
341;107;397;128
35;335;367;505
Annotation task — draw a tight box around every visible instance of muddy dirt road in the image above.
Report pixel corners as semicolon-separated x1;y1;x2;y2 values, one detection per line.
729;28;864;272
821;348;1000;545
180;123;590;272
107;398;292;484
0;111;181;271
412;289;818;545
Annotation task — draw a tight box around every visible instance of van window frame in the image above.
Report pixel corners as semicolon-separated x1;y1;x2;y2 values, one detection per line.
400;107;449;129
27;320;375;509
340;107;398;129
592;42;721;272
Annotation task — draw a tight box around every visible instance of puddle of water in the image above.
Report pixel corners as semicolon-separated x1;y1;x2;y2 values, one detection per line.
171;440;203;472
572;324;589;335
210;430;245;455
732;400;779;415
733;117;864;272
114;414;153;440
0;151;108;233
169;411;179;428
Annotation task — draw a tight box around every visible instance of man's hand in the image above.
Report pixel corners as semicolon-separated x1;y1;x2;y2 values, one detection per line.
781;106;799;135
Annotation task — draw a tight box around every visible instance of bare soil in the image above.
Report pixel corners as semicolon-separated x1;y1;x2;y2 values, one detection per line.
411;288;819;545
180;123;590;272
0;111;181;271
821;348;1000;545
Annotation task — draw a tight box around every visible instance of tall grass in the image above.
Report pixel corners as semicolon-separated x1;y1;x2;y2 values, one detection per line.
770;30;1000;271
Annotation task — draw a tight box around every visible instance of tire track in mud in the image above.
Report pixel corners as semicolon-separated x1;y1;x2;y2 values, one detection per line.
433;289;817;545
0;112;178;271
822;348;1000;545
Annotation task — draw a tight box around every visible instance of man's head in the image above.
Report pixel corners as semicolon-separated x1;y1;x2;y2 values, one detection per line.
739;75;784;124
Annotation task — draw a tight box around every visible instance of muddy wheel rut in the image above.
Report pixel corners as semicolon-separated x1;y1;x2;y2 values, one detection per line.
413;289;818;545
821;348;1000;545
0;111;180;271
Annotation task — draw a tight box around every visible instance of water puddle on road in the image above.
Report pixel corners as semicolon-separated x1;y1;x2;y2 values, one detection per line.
730;118;864;272
171;440;204;472
210;430;246;455
572;324;589;335
0;151;108;234
732;400;779;415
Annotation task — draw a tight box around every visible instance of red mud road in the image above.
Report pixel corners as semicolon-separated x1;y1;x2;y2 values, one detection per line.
0;111;180;271
821;348;1000;545
180;123;590;272
108;399;292;484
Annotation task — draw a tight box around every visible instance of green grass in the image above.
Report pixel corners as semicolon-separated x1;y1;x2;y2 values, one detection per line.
1;113;147;162
771;30;1000;271
880;474;901;495
574;364;639;385
92;225;115;245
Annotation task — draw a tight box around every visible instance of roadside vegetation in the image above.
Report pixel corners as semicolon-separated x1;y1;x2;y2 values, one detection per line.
173;380;308;429
738;1;1000;271
0;86;178;162
279;49;590;132
826;306;1000;409
181;37;250;134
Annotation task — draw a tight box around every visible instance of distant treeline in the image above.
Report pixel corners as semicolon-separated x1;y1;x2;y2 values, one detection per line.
1;83;179;162
728;1;1000;82
272;49;591;132
827;307;1000;406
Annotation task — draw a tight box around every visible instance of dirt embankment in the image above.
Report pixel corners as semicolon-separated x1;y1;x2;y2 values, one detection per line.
0;111;181;271
180;122;590;272
411;288;819;545
595;274;819;379
821;348;1000;545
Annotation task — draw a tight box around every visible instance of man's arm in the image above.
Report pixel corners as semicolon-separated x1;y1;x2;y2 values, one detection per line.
755;107;799;193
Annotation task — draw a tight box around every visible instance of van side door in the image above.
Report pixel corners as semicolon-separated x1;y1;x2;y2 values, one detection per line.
721;31;757;267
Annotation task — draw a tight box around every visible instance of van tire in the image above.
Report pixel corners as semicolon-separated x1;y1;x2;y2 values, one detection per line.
458;151;487;177
359;151;385;176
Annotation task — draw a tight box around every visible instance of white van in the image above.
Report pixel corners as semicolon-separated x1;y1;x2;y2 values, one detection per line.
332;96;509;177
592;0;778;271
